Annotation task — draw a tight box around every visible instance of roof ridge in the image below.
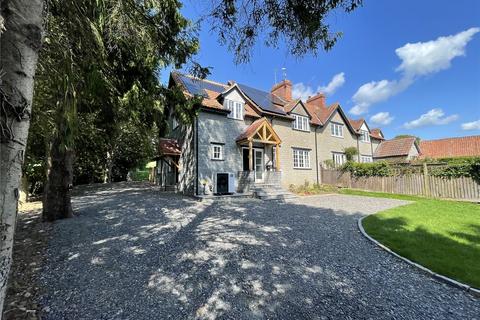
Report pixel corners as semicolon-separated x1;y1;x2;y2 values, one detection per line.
421;135;480;143
175;71;229;88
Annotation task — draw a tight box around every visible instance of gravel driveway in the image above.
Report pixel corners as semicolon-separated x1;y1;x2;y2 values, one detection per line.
39;182;480;319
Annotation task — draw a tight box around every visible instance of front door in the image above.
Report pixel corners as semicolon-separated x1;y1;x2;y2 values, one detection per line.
254;149;264;182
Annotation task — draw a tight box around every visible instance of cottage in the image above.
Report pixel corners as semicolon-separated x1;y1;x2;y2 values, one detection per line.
156;71;385;196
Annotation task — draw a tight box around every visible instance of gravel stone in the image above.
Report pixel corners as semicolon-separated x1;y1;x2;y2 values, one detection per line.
38;183;480;319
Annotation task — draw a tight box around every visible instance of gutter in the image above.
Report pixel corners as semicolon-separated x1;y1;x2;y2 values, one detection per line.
315;126;319;185
195;117;199;196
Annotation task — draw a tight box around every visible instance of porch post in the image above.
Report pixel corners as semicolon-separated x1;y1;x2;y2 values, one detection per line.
248;140;253;171
275;143;280;171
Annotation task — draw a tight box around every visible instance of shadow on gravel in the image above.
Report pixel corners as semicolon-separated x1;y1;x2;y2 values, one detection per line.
39;183;480;319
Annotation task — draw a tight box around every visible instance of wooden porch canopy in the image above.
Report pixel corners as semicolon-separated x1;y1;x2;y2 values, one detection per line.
236;117;282;170
156;138;182;169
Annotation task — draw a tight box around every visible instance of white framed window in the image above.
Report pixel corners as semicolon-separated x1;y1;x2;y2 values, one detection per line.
292;115;309;131
360;155;373;163
225;99;243;120
360;130;370;142
293;148;311;169
331;122;344;138
211;144;223;160
332;152;346;166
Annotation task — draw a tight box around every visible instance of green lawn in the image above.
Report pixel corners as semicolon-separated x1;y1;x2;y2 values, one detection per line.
340;189;480;289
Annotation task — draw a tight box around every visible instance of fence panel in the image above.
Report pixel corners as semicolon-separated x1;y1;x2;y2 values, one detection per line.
320;167;480;201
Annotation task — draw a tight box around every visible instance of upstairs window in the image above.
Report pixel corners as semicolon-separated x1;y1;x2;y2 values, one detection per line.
292;115;309;131
226;99;243;120
360;130;370;142
331;122;344;138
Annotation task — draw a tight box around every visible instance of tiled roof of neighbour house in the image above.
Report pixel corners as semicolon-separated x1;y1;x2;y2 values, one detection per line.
419;135;480;159
374;137;417;158
370;128;385;140
158;138;182;156
236;118;266;142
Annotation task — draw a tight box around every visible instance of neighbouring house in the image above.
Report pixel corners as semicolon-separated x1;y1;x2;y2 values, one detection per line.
156;71;385;195
419;135;480;159
373;136;420;162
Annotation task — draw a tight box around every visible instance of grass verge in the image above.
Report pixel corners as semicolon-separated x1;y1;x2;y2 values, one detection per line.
341;189;480;289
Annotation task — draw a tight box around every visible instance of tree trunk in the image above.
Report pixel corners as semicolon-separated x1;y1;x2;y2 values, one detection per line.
42;136;74;222
104;149;113;183
0;0;45;316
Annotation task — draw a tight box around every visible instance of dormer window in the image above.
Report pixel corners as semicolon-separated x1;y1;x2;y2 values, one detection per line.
360;130;370;142
331;122;344;138
225;99;243;120
292;115;309;131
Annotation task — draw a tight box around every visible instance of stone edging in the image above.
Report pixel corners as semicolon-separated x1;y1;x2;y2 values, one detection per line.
357;216;480;298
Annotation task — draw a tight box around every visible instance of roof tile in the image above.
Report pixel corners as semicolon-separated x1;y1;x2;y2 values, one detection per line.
419;135;480;159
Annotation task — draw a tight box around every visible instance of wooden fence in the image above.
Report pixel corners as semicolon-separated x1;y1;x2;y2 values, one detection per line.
321;165;480;201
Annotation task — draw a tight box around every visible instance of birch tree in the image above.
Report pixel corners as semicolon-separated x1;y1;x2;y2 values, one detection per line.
0;0;45;315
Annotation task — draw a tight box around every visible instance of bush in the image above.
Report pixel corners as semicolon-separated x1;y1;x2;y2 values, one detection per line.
343;147;358;161
341;161;392;177
289;182;338;195
429;157;480;182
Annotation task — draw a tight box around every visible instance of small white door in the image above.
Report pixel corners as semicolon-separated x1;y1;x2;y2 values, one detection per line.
254;149;264;182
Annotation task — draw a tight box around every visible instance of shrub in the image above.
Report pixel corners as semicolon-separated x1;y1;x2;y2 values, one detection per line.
342;161;392;177
429;157;480;182
344;147;358;161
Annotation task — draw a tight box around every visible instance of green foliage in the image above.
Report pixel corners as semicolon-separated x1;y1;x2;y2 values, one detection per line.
289;182;338;195
207;0;363;63
429;157;480;182
341;161;392;177
394;134;421;144
323;159;335;169
343;147;358;161
129;170;150;182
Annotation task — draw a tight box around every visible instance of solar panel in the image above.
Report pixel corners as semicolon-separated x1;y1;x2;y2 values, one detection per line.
177;74;226;97
237;83;287;115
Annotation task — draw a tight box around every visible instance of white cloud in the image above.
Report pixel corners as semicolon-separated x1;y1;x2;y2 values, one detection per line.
350;78;412;115
292;83;315;101
292;72;345;100
396;28;480;77
350;27;479;115
318;72;345;95
403;108;459;129
461;119;480;130
370;112;394;125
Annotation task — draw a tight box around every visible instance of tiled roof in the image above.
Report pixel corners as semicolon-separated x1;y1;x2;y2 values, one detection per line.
236;118;266;142
348;118;364;132
419;135;480;159
370;128;384;140
158;138;182;156
374;137;416;158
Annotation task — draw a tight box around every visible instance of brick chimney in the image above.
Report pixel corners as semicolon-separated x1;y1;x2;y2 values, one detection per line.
306;93;326;108
271;80;292;101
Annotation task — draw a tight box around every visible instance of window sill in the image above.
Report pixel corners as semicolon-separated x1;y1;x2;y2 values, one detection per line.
292;128;310;132
331;135;344;139
211;159;224;161
293;167;312;170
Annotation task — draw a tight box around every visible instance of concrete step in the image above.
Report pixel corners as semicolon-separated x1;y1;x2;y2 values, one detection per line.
255;190;293;197
257;193;298;201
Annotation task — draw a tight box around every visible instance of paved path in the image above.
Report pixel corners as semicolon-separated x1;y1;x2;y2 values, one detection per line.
39;183;480;319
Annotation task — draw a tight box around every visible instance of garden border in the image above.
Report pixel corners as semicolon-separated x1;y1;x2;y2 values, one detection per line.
358;216;480;298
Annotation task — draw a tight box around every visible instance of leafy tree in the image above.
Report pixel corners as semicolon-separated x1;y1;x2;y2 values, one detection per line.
207;0;363;63
395;134;421;144
344;146;359;162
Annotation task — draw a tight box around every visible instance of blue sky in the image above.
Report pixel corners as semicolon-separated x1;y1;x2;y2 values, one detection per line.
163;0;480;140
